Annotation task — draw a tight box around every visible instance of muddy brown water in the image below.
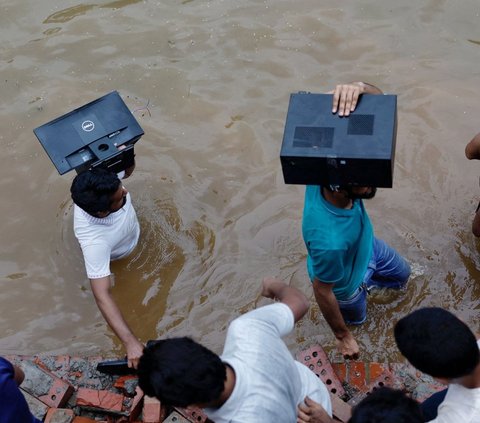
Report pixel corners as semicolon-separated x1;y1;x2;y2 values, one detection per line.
1;0;480;363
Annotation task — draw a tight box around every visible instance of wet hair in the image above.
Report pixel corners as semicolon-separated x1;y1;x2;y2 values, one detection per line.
137;337;227;407
394;307;479;379
70;168;120;216
349;387;423;423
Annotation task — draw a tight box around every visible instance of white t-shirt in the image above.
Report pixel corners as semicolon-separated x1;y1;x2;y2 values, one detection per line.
429;340;480;423
73;192;140;279
205;303;332;423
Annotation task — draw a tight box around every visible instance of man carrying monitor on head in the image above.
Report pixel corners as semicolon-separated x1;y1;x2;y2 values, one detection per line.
70;158;143;369
300;82;411;359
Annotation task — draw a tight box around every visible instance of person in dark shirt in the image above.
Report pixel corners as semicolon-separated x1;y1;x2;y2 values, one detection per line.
0;356;41;423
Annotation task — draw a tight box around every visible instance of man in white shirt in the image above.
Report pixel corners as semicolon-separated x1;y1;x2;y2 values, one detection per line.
297;307;480;423
394;307;480;423
137;277;332;423
70;167;143;368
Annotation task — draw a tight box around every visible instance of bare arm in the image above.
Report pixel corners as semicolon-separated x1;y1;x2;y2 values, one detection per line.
90;276;143;368
312;279;359;359
465;133;480;160
331;81;383;116
262;277;310;323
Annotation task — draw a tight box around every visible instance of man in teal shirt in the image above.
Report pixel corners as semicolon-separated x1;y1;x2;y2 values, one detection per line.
303;82;410;360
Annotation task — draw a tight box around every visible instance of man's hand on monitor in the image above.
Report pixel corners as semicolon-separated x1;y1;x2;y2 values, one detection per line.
329;82;366;117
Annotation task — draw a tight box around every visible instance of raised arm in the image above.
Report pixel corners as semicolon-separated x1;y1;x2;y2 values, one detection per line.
331;81;383;116
313;279;359;360
90;276;144;368
261;277;310;323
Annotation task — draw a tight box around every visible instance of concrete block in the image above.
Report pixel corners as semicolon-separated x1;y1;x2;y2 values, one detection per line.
126;386;144;421
329;393;352;423
20;360;74;407
20;388;49;420
44;407;75;423
296;345;345;397
76;387;124;412
164;411;191;423
175;406;208;422
114;375;139;396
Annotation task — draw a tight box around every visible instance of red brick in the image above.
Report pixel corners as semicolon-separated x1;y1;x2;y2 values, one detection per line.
296;345;345;397
20;361;74;407
143;395;164;423
348;362;366;390
368;363;388;383
331;363;347;383
329;393;352;423
348;369;397;407
175;405;208;422
76;388;124;412
44;408;74;423
72;418;98;423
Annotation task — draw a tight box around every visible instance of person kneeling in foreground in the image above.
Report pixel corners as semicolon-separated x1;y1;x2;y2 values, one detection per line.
297;387;423;423
0;356;42;423
137;277;332;422
394;307;480;422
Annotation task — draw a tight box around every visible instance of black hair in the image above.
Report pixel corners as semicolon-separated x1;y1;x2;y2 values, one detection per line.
70;168;121;216
137;337;227;407
394;307;479;379
349;387;423;423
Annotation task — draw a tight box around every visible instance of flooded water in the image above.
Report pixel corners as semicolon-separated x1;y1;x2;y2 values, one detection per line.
1;0;480;363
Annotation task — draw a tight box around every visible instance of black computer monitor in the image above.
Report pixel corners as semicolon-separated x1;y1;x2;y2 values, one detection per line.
34;91;144;175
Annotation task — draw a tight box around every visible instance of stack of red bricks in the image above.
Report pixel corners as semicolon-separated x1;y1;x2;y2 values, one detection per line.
5;354;211;423
6;346;445;423
296;345;445;422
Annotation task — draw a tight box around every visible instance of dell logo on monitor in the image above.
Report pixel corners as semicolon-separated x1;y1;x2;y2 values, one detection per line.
81;120;95;132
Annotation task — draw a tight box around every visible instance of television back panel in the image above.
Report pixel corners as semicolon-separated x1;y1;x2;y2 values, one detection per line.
280;93;397;187
34;91;144;174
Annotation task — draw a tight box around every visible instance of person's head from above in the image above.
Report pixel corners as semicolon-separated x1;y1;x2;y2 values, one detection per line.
137;337;227;408
70;168;127;218
348;387;423;423
327;184;377;200
394;307;479;382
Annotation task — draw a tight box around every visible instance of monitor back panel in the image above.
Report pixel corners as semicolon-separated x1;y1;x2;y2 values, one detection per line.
34;91;144;174
280;93;397;187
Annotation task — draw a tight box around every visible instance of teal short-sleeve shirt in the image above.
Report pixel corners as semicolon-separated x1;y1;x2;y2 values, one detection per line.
302;186;373;300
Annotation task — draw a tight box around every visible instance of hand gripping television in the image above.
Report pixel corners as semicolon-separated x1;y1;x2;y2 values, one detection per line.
280;92;397;188
34;91;144;175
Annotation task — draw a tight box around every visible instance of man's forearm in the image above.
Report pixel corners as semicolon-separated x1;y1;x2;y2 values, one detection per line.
262;277;310;323
312;281;350;339
91;279;139;347
356;81;383;95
